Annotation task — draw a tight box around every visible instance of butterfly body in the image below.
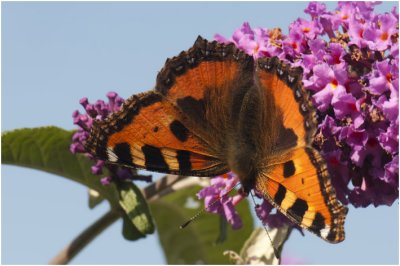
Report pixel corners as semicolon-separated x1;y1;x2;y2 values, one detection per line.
86;36;347;243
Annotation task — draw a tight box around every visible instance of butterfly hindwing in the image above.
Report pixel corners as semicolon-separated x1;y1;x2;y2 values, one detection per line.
85;91;228;176
256;147;347;243
255;57;347;243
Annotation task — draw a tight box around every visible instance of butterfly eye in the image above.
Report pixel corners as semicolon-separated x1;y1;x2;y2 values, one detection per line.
288;75;295;83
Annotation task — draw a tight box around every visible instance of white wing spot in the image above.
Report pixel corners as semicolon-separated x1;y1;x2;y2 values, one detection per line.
320;226;330;239
107;148;118;162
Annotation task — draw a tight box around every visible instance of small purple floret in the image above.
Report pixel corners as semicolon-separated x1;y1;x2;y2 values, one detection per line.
197;173;244;229
71;92;151;185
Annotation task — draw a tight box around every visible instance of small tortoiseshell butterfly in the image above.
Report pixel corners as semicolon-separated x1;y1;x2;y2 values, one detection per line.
85;36;348;243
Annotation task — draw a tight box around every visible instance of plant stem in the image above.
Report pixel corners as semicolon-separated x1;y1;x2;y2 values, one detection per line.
48;209;120;265
49;175;203;264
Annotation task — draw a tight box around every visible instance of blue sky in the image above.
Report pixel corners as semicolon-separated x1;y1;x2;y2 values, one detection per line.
2;1;399;264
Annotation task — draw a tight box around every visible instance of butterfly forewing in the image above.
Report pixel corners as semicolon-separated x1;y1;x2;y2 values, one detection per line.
86;37;254;177
85;91;227;176
155;36;254;153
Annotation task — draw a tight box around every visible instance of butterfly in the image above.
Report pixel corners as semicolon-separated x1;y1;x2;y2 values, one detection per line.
85;36;348;243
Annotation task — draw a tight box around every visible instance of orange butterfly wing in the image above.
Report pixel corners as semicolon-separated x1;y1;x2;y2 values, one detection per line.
85;37;253;177
256;147;347;243
85;91;227;176
255;57;348;243
155;37;254;152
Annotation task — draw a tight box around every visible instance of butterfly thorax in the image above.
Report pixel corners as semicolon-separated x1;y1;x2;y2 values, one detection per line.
226;83;280;193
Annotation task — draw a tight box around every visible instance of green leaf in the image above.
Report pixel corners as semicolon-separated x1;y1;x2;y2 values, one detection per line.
122;215;145;241
151;185;254;264
2;127;120;207
118;181;155;236
2;126;154;238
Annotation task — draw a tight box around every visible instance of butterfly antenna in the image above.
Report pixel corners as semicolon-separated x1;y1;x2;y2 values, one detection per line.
250;191;280;260
180;181;241;229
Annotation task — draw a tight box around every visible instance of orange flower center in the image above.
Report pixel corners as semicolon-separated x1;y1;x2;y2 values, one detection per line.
303;27;311;33
341;14;349;20
330;79;339;89
349;103;357;111
386;73;392;83
253;43;259;54
334;55;341;64
380;32;389;41
292;42;297;49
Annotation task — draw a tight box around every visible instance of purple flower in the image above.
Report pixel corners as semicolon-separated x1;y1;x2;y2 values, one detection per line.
282;27;307;58
215;22;284;59
324;42;345;65
330;2;355;30
213;1;398;226
291;18;323;40
363;12;398;51
348;16;370;48
304;63;348;112
304;2;327;18
384;155;399;186
254;197;293;229
368;59;397;95
332;92;365;128
378;120;398;154
197;173;243;229
71;92;152;185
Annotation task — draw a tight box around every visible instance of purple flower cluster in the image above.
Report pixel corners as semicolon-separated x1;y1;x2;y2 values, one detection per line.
71;92;152;185
197;173;244;229
199;1;398;229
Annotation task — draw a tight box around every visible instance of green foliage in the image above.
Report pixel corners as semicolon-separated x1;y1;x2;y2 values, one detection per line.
151;186;254;264
118;181;155;239
2;126;154;239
